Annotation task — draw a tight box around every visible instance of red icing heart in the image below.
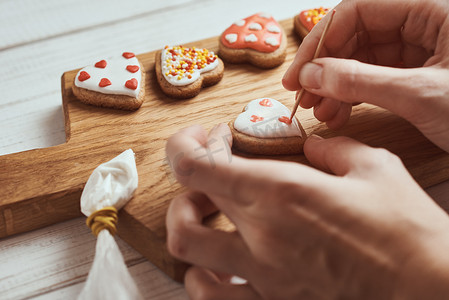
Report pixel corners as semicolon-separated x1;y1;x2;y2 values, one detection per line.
278;116;292;125
126;65;139;73
125;78;138;90
94;60;107;68
122;52;135;59
259;98;273;107
250;115;264;122
78;71;90;82
99;78;111;87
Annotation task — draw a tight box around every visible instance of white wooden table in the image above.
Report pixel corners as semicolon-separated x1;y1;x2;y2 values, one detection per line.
0;0;447;299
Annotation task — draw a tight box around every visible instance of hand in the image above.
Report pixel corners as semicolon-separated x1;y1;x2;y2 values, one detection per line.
165;124;449;300
283;0;449;152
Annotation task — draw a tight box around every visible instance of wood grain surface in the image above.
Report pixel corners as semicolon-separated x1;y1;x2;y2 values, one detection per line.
1;17;449;284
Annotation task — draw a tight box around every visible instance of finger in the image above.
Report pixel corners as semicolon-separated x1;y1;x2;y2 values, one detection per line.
313;98;342;122
303;135;400;177
165;123;232;186
298;58;441;120
166;191;253;278
299;89;322;109
166;125;328;207
325;102;352;130
282;0;414;91
185;267;260;300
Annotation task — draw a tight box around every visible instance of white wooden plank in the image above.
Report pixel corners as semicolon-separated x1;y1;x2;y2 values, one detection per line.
0;217;187;299
0;0;195;50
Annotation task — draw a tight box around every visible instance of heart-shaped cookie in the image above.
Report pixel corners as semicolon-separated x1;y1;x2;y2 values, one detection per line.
230;98;307;155
155;45;224;99
219;13;287;68
294;7;330;38
72;52;145;110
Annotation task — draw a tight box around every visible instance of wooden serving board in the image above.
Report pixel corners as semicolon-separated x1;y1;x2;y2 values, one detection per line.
1;19;449;281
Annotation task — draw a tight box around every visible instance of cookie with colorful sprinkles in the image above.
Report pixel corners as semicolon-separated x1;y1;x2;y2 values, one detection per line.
155;45;224;99
294;7;330;38
229;98;307;155
219;12;287;69
72;52;145;110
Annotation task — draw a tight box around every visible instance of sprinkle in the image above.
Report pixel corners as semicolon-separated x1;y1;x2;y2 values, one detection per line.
234;19;246;26
225;33;238;44
245;34;258;43
99;78;111;87
78;71;90;82
265;37;279;46
94;60;107;68
122;52;135;59
248;22;262;31
306;7;330;25
267;25;281;33
162;45;218;82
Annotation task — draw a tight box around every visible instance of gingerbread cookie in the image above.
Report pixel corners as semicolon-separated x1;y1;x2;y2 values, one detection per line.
230;98;307;155
219;13;287;69
72;52;145;110
155;45;224;99
294;7;330;38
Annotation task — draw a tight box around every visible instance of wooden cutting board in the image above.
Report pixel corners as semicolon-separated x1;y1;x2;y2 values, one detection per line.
1;18;449;282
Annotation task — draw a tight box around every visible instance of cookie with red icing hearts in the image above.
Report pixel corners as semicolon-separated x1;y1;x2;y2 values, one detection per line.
72;52;145;110
294;7;330;38
229;98;307;155
155;45;224;99
219;12;287;69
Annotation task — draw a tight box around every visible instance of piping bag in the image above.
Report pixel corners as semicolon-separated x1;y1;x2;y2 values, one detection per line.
78;149;143;300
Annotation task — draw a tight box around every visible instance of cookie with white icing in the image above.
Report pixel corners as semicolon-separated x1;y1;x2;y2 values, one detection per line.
219;13;287;69
155;45;224;99
294;7;330;38
72;52;145;110
229;98;307;155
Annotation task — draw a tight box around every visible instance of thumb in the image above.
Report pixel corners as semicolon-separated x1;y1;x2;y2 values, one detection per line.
299;57;434;119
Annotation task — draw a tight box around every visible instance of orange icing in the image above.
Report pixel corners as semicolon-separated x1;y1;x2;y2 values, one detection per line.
221;13;282;53
250;115;264;122
259;98;273;107
299;7;330;32
278;116;292;125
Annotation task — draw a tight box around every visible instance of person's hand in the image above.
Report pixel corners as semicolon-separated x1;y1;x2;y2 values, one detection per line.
283;0;449;152
165;124;449;300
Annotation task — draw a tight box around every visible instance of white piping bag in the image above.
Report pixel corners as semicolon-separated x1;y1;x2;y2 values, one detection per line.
78;149;143;300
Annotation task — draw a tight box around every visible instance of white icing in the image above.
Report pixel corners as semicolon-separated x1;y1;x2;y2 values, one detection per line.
245;34;258;43
225;33;238;43
258;12;272;19
234;98;302;138
80;149;138;217
161;46;219;86
248;22;262;31
267;25;281;33
75;55;141;98
265;37;279;46
234;19;246;26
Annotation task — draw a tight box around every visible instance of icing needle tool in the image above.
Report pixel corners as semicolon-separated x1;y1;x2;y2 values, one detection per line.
290;9;336;121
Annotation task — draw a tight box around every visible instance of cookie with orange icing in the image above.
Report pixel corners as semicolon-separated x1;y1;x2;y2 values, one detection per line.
219;13;287;69
72;52;145;110
229;98;307;155
294;7;330;38
155;45;224;99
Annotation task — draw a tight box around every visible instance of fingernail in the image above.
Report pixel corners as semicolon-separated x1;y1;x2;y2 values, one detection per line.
300;62;323;89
